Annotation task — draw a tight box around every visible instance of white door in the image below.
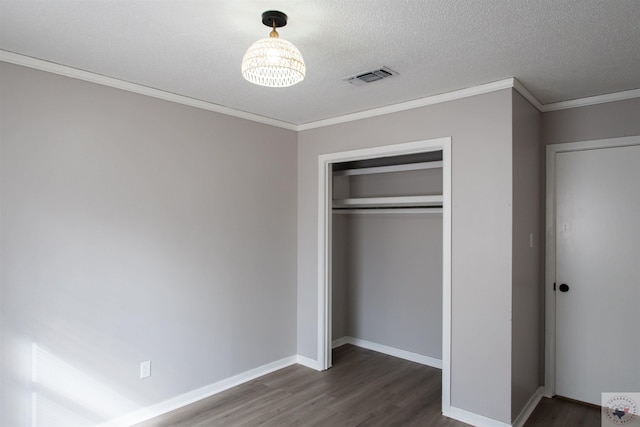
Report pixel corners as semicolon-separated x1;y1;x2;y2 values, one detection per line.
555;143;640;406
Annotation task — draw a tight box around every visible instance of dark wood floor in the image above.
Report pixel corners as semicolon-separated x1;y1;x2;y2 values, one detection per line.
136;345;599;427
524;396;600;427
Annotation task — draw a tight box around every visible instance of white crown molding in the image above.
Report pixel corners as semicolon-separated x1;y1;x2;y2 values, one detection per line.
298;78;518;131
3;50;639;130
300;79;640;128
512;79;544;111
0;50;298;131
541;88;640;112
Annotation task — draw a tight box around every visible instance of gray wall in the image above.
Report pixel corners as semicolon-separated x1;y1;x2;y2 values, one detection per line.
511;91;542;419
0;62;298;426
331;214;349;340
298;89;514;423
339;214;443;358
542;97;640;145
1;57;637;426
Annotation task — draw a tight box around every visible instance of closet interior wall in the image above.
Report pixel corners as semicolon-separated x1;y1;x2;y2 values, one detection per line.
331;154;443;361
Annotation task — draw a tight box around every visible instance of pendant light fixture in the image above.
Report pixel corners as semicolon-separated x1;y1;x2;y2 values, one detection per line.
241;11;306;87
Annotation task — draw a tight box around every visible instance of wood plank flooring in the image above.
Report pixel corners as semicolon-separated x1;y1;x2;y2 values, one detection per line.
135;345;463;427
136;344;599;427
524;396;601;427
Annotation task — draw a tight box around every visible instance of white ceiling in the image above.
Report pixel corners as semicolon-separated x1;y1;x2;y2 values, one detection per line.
1;0;639;126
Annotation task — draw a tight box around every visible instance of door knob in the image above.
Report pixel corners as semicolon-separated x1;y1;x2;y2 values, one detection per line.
559;283;570;292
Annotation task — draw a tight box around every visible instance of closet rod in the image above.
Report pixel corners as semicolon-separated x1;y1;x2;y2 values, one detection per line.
333;207;443;215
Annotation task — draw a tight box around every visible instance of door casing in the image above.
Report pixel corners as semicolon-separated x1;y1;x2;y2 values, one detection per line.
317;137;452;414
544;135;640;398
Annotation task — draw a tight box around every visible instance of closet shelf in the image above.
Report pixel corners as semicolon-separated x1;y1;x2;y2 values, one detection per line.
333;161;443;177
332;195;443;208
333;207;443;215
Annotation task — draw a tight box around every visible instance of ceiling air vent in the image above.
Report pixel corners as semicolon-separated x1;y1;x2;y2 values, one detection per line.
343;67;398;86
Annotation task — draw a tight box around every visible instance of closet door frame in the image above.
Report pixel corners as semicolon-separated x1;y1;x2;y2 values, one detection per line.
317;137;452;413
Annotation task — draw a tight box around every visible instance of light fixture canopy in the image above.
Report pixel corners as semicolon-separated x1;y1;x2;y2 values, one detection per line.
242;10;306;88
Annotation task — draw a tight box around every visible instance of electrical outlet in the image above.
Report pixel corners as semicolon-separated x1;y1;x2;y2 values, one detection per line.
140;360;151;379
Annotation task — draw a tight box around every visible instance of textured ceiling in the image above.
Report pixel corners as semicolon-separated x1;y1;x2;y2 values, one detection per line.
1;0;639;125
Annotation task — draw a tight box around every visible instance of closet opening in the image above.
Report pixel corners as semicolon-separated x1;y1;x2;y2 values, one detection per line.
317;137;452;414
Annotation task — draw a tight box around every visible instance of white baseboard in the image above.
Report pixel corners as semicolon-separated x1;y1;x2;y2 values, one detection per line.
296;354;322;371
444;406;511;427
332;336;443;369
96;349;541;427
443;386;543;427
331;336;351;349
512;386;544;427
97;356;297;427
